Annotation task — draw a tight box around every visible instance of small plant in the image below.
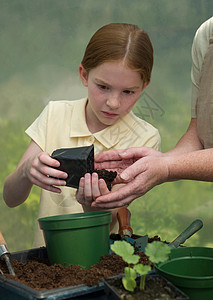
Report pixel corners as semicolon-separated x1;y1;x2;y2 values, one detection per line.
110;240;171;292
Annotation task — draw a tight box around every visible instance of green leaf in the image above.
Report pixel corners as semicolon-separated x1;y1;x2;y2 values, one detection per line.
110;240;139;264
122;276;137;292
125;254;140;264
145;241;171;264
134;264;151;275
111;240;134;256
124;267;137;280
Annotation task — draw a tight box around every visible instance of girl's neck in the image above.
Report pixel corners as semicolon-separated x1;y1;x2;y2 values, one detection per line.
85;100;108;134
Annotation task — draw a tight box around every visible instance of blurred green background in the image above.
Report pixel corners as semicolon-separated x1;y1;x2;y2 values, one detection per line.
0;0;213;251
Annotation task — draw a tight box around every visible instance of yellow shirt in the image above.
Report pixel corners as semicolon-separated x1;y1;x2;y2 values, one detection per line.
26;98;161;247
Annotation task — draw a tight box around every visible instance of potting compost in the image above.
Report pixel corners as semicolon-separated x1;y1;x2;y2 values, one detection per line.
0;236;160;291
94;169;117;190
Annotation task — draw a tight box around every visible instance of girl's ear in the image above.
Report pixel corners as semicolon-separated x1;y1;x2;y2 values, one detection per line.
79;64;88;87
141;81;150;92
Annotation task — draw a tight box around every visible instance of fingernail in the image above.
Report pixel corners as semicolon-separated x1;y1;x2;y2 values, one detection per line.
120;172;129;180
118;151;127;156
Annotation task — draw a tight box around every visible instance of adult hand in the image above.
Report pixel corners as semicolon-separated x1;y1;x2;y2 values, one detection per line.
95;147;162;181
95;149;137;179
76;172;109;206
26;152;68;193
92;148;168;208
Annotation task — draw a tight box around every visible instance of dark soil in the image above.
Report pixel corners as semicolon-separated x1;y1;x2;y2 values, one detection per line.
94;169;117;190
0;252;149;291
0;236;161;291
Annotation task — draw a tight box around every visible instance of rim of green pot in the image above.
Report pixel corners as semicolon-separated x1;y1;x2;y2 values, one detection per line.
156;256;213;280
38;211;112;230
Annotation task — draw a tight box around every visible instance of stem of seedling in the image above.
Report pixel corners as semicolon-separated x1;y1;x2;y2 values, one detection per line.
140;275;146;290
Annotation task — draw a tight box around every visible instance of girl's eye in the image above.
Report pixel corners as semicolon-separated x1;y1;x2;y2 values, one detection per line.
123;90;135;95
98;84;108;90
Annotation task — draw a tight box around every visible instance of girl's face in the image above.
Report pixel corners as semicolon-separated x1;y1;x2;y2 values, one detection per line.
79;60;146;133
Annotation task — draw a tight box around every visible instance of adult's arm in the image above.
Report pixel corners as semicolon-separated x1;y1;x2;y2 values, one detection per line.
3;140;67;207
166;118;203;155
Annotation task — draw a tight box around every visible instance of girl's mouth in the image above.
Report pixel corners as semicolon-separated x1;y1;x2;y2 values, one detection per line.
102;111;119;118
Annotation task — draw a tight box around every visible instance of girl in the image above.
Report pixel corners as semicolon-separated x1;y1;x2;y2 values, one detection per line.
3;23;160;247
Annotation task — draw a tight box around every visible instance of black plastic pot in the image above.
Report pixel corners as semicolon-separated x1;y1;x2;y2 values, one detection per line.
104;274;189;300
51;145;94;188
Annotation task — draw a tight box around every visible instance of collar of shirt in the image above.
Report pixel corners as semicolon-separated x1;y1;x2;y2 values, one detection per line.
70;98;139;149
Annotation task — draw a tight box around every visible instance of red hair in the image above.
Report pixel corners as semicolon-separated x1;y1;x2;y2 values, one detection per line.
81;23;153;83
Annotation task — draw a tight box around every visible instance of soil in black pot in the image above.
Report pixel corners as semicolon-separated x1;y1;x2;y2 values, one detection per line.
106;275;186;300
94;169;117;190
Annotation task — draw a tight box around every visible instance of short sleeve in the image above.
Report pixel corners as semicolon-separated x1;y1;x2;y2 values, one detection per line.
25;104;49;151
144;129;161;151
191;17;213;117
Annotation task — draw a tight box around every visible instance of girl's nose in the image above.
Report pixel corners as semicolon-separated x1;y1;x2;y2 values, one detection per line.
106;94;121;109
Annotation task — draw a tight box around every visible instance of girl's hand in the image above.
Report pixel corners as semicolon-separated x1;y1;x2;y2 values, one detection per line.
26;152;68;193
76;172;109;206
3;140;68;208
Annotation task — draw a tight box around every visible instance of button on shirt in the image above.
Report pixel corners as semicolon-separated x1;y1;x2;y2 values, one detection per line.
89;136;94;143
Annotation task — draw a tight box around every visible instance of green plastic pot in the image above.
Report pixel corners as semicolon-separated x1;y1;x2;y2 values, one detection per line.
155;247;213;300
39;211;112;269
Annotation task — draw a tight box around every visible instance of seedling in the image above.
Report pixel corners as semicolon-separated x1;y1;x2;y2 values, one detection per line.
110;240;171;292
